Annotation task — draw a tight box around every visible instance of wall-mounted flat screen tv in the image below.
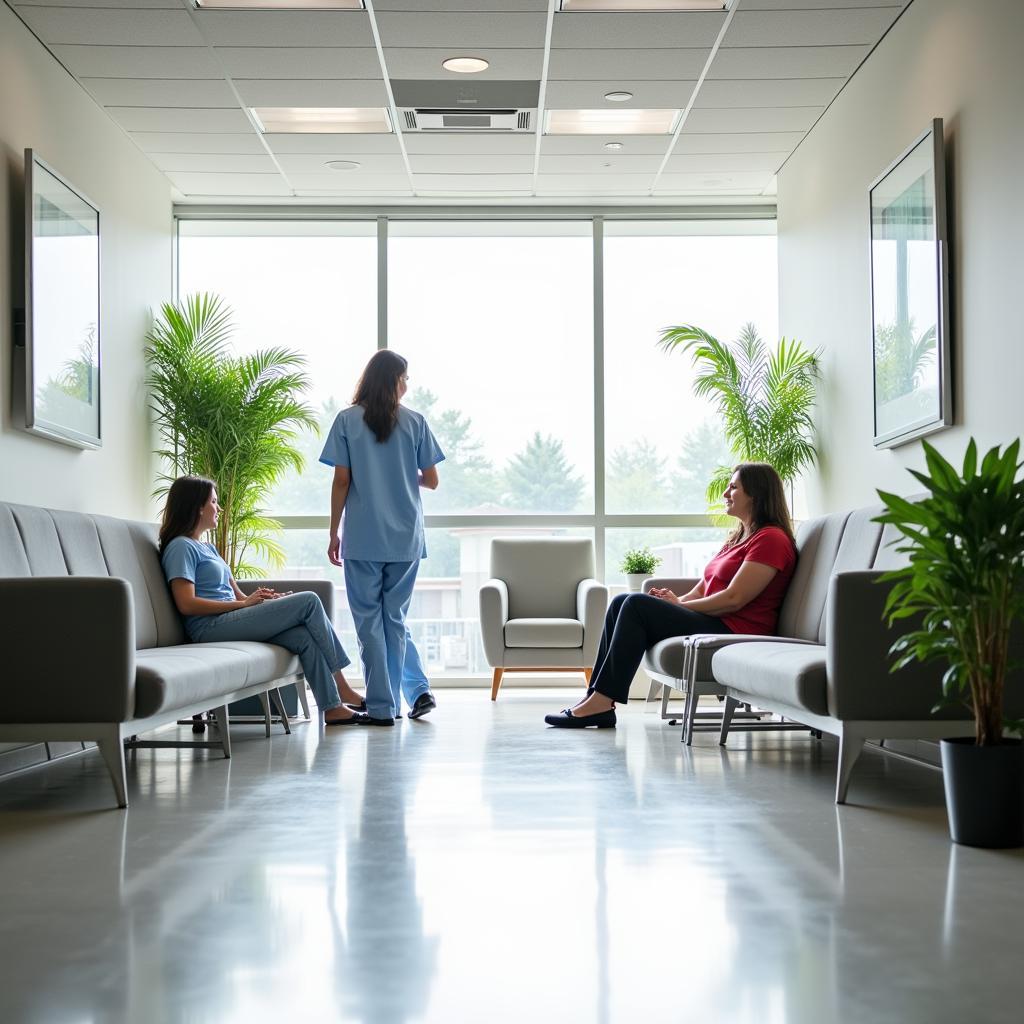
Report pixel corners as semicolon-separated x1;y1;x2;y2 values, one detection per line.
23;149;102;449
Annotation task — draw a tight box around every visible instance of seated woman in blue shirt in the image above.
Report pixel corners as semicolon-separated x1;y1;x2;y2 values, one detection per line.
160;475;368;725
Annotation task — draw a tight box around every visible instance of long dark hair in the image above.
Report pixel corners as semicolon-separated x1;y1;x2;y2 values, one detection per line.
725;462;795;548
353;350;407;443
159;475;214;553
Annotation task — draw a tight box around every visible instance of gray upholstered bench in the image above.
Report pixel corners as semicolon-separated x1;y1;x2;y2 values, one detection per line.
0;501;330;808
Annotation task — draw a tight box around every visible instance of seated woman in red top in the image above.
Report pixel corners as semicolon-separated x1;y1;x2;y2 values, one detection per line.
545;462;797;729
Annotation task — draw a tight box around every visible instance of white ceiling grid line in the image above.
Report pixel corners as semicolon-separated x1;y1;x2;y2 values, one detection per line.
647;0;741;197
531;0;558;197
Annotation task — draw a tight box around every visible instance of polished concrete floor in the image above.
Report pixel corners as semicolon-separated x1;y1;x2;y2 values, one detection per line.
0;691;1020;1024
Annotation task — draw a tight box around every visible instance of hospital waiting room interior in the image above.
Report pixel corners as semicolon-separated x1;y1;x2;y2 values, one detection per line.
1;1;1023;1021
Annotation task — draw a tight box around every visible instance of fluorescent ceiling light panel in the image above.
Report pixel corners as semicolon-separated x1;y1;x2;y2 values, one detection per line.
559;1;729;10
546;108;680;135
196;0;364;8
442;57;490;74
251;107;393;134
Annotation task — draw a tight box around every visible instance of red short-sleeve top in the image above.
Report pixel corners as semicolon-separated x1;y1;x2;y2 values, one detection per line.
702;525;797;636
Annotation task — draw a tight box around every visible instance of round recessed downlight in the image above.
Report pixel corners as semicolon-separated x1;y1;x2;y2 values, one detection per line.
604;91;633;102
604;141;624;150
442;56;489;74
326;160;361;171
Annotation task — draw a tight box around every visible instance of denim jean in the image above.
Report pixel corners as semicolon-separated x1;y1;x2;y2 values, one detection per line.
589;592;732;704
191;591;351;713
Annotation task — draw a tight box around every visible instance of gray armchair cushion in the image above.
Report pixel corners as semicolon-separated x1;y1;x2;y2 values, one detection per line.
712;642;829;715
643;637;690;679
505;618;583;648
490;538;595;619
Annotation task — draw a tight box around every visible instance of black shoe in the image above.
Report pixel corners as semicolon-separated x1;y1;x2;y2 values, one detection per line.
544;707;616;729
364;715;396;727
408;692;437;720
326;711;370;727
345;700;367;712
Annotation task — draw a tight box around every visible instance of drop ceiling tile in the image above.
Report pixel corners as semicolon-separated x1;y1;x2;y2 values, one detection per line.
148;153;279;173
274;153;408;174
672;130;804;154
383;47;543;80
723;7;901;48
294;188;414;197
376;12;546;48
194;12;374;47
412;173;536;190
52;45;222;78
541;134;670;155
215;47;382;79
664;151;788;173
82;78;237;108
707;45;869;79
234;80;388;107
536;173;653;191
166;171;291;196
130;131;265;153
373;0;549;9
657;170;774;190
696;78;843;108
684;106;822;133
107;107;254;132
14;7;204;45
742;0;903;8
545;80;697;109
552;12;725;49
287;173;414;189
17;0;181;6
548;47;709;80
408;155;535;174
402;133;536;155
540;153;662;174
264;133;402;154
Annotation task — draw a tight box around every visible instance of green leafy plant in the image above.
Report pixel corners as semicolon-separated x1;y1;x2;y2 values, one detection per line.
145;293;318;577
620;547;662;575
657;322;821;509
875;438;1024;746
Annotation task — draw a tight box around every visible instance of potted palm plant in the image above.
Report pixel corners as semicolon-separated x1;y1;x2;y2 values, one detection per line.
876;439;1024;848
145;293;318;576
620;547;662;592
657;323;820;509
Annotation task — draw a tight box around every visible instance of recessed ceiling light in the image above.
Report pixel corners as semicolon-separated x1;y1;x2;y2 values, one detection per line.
604;141;624;150
442;56;490;74
326;160;361;171
604;91;634;103
195;0;363;8
546;108;680;135
251;107;393;134
559;1;730;11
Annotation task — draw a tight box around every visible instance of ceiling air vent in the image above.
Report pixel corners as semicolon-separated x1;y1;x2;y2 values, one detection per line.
400;108;535;132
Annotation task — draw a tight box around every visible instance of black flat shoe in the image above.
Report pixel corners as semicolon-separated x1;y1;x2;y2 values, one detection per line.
345;700;367;712
408;692;436;720
544;707;616;729
364;715;396;727
326;712;370;727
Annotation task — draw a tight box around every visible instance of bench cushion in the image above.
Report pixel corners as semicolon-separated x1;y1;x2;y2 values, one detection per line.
504;618;583;648
134;642;299;718
712;642;829;716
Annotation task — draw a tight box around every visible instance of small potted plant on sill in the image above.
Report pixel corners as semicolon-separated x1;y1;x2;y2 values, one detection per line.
621;547;662;593
876;438;1024;848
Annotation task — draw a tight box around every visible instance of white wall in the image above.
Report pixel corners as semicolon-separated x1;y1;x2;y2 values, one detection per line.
777;0;1024;513
0;2;172;518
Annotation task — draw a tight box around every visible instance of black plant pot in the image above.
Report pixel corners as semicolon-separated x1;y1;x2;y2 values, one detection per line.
940;737;1024;848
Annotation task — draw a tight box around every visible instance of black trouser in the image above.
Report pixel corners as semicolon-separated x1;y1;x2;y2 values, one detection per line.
589;593;732;705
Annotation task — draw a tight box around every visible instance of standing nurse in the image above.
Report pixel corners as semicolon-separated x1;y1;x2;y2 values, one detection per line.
321;351;445;726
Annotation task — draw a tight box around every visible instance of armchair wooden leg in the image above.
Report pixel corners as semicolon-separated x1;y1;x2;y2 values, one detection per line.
490;668;504;702
583;667;593;685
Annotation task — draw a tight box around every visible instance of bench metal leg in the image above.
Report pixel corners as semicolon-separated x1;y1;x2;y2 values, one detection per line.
271;689;292;735
211;704;232;758
645;678;662;706
836;729;865;805
97;726;128;809
258;692;272;737
719;696;740;746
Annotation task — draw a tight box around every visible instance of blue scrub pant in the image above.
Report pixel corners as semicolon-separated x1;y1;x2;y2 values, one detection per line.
344;559;430;719
191;591;350;713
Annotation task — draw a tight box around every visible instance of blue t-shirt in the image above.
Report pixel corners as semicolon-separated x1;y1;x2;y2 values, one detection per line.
319;404;445;562
161;536;235;639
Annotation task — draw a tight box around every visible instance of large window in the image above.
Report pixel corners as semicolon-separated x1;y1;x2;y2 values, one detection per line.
176;215;776;680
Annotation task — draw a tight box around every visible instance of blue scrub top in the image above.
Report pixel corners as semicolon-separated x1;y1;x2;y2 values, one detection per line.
319;404;445;562
161;536;234;639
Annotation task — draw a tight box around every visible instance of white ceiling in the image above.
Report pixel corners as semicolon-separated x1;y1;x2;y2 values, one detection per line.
8;0;911;204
